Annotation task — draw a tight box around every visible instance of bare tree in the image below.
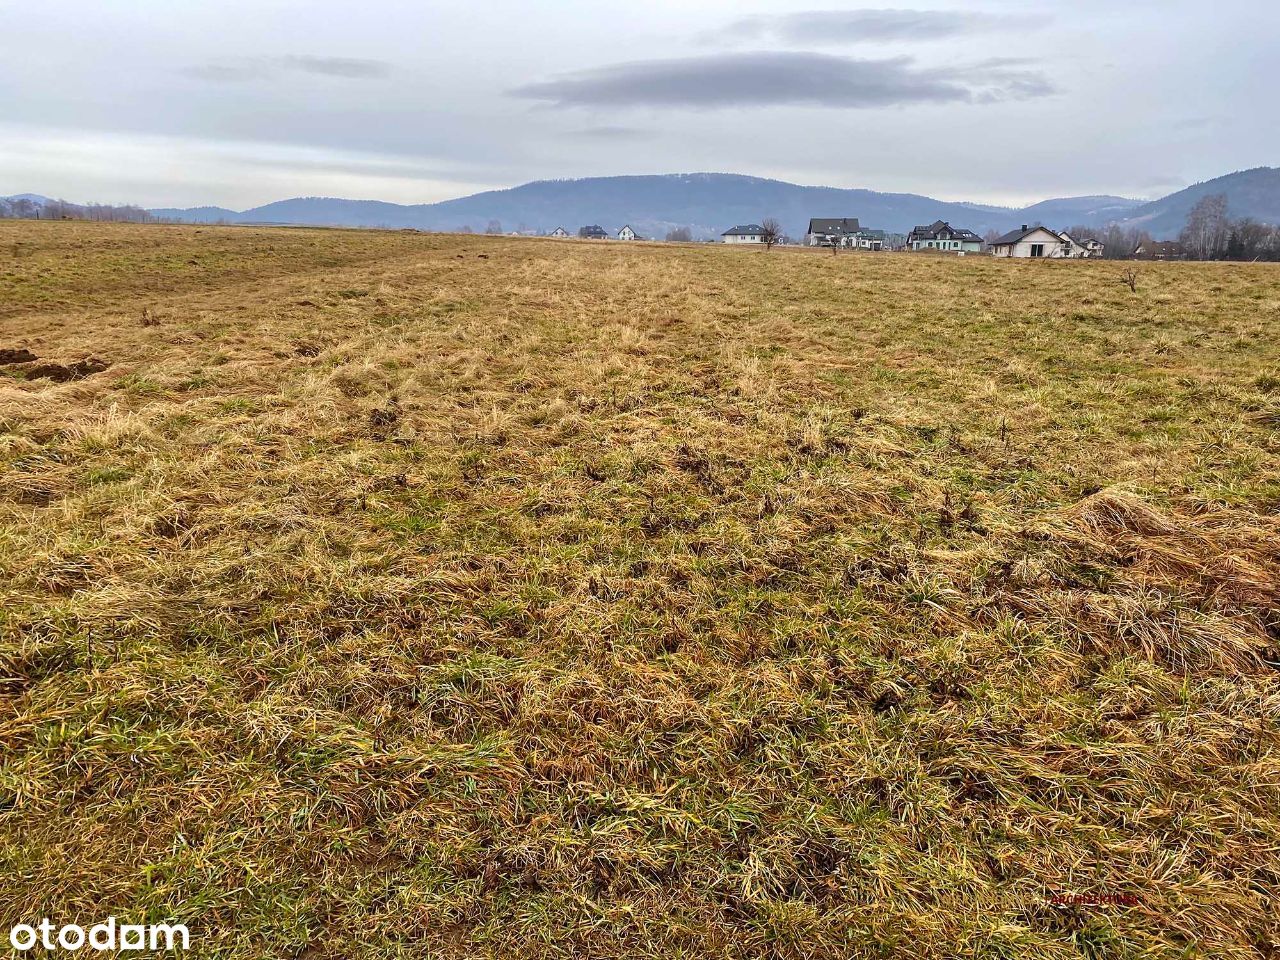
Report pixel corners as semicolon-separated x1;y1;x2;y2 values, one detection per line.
1226;218;1275;261
485;219;503;235
760;218;782;251
1119;268;1139;293
1179;193;1230;260
665;226;693;243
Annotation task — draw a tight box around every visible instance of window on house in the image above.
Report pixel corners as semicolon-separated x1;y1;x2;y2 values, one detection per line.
1030;244;1045;258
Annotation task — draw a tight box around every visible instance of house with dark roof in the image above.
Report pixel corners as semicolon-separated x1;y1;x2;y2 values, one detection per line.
989;225;1071;258
1132;240;1188;261
722;224;765;244
549;226;569;238
806;218;887;249
617;225;638;241
907;220;983;253
853;228;887;251
578;225;608;240
806;218;860;247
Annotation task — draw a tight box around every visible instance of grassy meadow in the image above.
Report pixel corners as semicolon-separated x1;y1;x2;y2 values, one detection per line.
2;220;1279;958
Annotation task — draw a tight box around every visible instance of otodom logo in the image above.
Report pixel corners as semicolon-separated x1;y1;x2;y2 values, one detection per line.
9;918;189;952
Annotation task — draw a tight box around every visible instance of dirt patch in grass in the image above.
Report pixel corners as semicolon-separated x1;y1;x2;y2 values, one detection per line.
14;356;110;381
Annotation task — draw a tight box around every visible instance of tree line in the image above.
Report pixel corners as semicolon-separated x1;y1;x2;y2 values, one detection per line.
1064;194;1279;261
1175;193;1280;261
0;197;155;223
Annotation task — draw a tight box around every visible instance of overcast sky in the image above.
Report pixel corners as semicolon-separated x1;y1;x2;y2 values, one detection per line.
1;1;1274;209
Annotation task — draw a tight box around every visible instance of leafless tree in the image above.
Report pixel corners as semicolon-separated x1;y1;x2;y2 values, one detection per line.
485;219;503;235
1119;268;1139;293
665;226;693;243
1179;193;1230;260
759;218;782;251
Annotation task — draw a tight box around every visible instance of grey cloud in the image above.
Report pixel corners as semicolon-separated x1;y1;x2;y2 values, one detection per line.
511;52;1053;110
718;9;1049;45
278;55;391;78
186;56;390;83
566;125;653;140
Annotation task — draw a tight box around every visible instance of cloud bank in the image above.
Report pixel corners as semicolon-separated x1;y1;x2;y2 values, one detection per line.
512;52;1053;110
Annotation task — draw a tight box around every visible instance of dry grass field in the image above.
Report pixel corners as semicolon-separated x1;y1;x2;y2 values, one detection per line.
2;220;1279;958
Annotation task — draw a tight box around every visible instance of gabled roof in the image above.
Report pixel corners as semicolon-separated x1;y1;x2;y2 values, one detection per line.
908;220;981;241
1134;240;1187;255
808;217;860;235
579;224;607;236
722;224;764;236
990;225;1067;246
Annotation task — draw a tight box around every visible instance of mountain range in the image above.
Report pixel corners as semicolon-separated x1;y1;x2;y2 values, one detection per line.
15;167;1280;240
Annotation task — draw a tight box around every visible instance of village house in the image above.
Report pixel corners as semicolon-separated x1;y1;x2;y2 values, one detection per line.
907;220;984;253
721;224;765;244
1063;234;1105;258
989;225;1073;258
617;225;638;241
1132;240;1188;260
549;226;569;238
806;218;859;247
805;218;888;249
852;228;886;251
578;225;608;240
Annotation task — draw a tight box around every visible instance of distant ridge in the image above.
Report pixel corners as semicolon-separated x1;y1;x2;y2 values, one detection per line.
1106;167;1280;237
14;167;1280;239
149;205;240;222
144;173;1145;240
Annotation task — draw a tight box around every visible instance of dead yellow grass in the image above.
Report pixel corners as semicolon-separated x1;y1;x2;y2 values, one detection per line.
1;220;1279;957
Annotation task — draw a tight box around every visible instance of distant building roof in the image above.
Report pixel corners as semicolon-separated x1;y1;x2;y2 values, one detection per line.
578;224;607;237
722;224;764;236
909;220;982;242
1134;240;1187;257
808;218;861;236
990;225;1067;246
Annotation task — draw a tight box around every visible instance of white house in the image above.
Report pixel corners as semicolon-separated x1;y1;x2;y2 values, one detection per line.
807;218;859;247
617;225;638;241
549;226;569;238
989;225;1073;258
852;229;886;251
806;218;888;249
1059;233;1105;258
906;220;984;253
722;224;764;244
